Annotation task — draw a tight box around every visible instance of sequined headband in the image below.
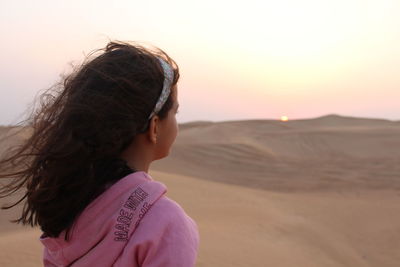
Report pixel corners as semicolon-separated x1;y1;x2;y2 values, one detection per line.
147;58;174;119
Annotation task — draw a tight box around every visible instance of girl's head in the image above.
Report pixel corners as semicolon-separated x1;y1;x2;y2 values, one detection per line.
60;41;180;161
0;41;180;238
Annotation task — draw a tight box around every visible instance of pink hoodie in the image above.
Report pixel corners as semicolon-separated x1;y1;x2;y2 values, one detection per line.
40;171;199;266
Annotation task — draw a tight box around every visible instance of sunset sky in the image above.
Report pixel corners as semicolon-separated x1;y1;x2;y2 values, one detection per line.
0;0;399;124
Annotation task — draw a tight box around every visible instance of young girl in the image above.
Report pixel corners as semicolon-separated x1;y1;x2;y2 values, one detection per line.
0;41;199;266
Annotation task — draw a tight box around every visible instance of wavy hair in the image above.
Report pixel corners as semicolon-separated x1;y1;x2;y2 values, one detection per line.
0;41;179;239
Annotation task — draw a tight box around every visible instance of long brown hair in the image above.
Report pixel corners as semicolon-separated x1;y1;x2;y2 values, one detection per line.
0;41;179;239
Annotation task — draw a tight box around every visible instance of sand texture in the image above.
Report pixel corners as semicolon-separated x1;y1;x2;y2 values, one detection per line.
1;114;400;266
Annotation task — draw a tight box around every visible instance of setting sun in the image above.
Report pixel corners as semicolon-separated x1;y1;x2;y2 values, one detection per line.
280;116;289;122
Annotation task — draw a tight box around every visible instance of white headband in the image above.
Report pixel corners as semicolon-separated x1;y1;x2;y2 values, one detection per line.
147;58;174;119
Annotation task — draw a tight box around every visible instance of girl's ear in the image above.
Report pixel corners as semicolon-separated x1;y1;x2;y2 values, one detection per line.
148;115;159;144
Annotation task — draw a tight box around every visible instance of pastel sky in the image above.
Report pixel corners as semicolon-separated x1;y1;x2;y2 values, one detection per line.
1;0;399;124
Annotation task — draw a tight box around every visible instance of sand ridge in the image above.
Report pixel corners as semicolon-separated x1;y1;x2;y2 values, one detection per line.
153;115;400;192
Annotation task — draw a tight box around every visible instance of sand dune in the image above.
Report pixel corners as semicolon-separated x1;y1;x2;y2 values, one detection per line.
1;115;400;266
0;228;42;267
153;114;400;192
153;171;400;267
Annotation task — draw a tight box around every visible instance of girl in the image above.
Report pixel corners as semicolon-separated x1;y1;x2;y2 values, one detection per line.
0;41;199;266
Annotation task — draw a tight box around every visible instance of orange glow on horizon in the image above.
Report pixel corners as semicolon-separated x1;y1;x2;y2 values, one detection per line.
280;116;289;122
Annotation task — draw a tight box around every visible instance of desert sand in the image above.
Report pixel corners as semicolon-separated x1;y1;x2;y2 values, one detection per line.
1;114;400;266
